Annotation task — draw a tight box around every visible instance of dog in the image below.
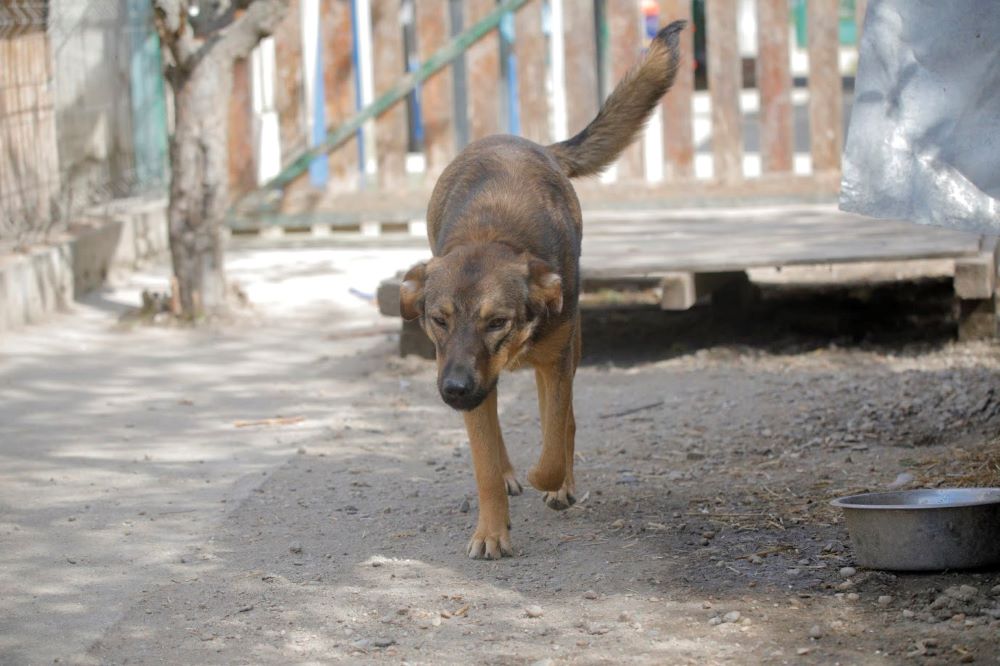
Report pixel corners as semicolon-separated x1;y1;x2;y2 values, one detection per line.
400;21;685;559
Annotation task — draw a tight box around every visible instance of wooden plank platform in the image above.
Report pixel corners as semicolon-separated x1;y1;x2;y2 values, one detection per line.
578;206;982;277
372;205;998;354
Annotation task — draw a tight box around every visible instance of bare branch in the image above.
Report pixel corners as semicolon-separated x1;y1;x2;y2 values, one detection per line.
214;0;288;60
153;0;200;68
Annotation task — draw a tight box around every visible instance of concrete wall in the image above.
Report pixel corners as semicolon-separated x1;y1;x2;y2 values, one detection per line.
0;198;168;336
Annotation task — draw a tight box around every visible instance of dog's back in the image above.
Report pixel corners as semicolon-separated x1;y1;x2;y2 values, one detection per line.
426;19;686;295
427;136;582;290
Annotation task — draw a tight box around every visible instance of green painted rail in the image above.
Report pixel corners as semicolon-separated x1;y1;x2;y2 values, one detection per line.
233;0;531;214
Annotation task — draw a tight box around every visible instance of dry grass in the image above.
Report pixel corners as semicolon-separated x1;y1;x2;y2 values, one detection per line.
910;440;1000;488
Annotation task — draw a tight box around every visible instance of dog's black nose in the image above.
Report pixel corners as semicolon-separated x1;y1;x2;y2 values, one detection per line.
442;375;473;399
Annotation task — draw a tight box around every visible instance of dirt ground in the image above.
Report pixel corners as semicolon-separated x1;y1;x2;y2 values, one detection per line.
3;239;1000;665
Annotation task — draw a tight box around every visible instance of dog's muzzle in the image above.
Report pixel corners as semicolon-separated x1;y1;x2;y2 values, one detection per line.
439;368;488;411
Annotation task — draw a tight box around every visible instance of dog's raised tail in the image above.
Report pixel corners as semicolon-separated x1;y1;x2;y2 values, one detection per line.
547;20;686;179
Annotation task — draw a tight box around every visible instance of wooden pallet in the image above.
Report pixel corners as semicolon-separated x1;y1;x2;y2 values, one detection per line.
229;218;428;239
377;207;998;356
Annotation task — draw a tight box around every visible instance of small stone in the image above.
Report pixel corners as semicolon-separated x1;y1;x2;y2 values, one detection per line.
700;538;710;546
530;660;555;666
583;590;598;600
459;499;470;513
701;601;713;609
296;447;306;455
722;611;741;623
839;566;857;577
749;554;763;564
902;609;916;618
836;580;855;591
289;542;303;554
946;584;978;601
846;593;860;602
372;637;396;648
808;624;823;639
990;584;1000;596
618;611;633;623
708;616;723;626
887;472;914;488
796;647;812;656
798;558;811;566
525;605;544;619
877;595;894;606
786;568;801;576
586;622;610;635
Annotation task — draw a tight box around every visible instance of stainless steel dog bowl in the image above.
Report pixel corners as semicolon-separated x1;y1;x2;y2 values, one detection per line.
831;488;1000;571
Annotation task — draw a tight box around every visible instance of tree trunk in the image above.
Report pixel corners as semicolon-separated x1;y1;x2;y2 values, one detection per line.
154;0;288;319
168;59;233;318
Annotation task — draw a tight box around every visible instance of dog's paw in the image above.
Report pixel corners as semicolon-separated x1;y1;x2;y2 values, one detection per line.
504;473;523;497
543;487;577;511
467;525;514;560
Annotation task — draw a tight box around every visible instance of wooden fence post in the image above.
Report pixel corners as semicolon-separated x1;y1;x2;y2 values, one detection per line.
371;0;409;188
756;0;793;174
658;0;694;180
563;1;599;140
415;0;456;180
606;0;644;181
228;57;257;195
855;0;868;43
706;0;742;184
273;0;304;165
514;0;550;145
807;0;843;173
466;0;501;141
322;0;359;193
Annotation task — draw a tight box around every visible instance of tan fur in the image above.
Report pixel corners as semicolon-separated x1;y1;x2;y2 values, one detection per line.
401;20;687;560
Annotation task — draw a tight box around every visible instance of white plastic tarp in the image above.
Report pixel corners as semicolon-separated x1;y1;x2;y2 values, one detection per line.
840;0;1000;233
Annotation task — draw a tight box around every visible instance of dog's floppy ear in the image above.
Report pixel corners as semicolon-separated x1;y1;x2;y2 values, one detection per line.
400;261;429;321
527;258;563;318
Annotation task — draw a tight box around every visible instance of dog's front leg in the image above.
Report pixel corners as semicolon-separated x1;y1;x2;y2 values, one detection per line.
464;389;514;559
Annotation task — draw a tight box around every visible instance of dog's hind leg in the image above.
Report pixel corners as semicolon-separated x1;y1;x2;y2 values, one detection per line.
464;389;515;559
539;317;581;510
527;349;575;501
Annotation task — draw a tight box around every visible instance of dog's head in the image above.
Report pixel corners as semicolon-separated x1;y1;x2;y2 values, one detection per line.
400;245;563;411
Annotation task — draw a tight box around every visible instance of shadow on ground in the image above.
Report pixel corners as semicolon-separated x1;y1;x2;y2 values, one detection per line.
582;278;956;367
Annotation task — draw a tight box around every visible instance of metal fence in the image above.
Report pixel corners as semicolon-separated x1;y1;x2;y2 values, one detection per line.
0;0;169;248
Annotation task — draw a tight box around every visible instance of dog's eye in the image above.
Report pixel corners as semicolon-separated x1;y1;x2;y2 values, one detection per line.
431;316;447;329
487;317;508;331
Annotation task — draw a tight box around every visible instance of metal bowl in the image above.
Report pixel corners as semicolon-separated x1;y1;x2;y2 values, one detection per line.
831;488;1000;571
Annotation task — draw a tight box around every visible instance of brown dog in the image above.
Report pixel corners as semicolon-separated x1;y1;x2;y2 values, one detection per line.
400;21;685;559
